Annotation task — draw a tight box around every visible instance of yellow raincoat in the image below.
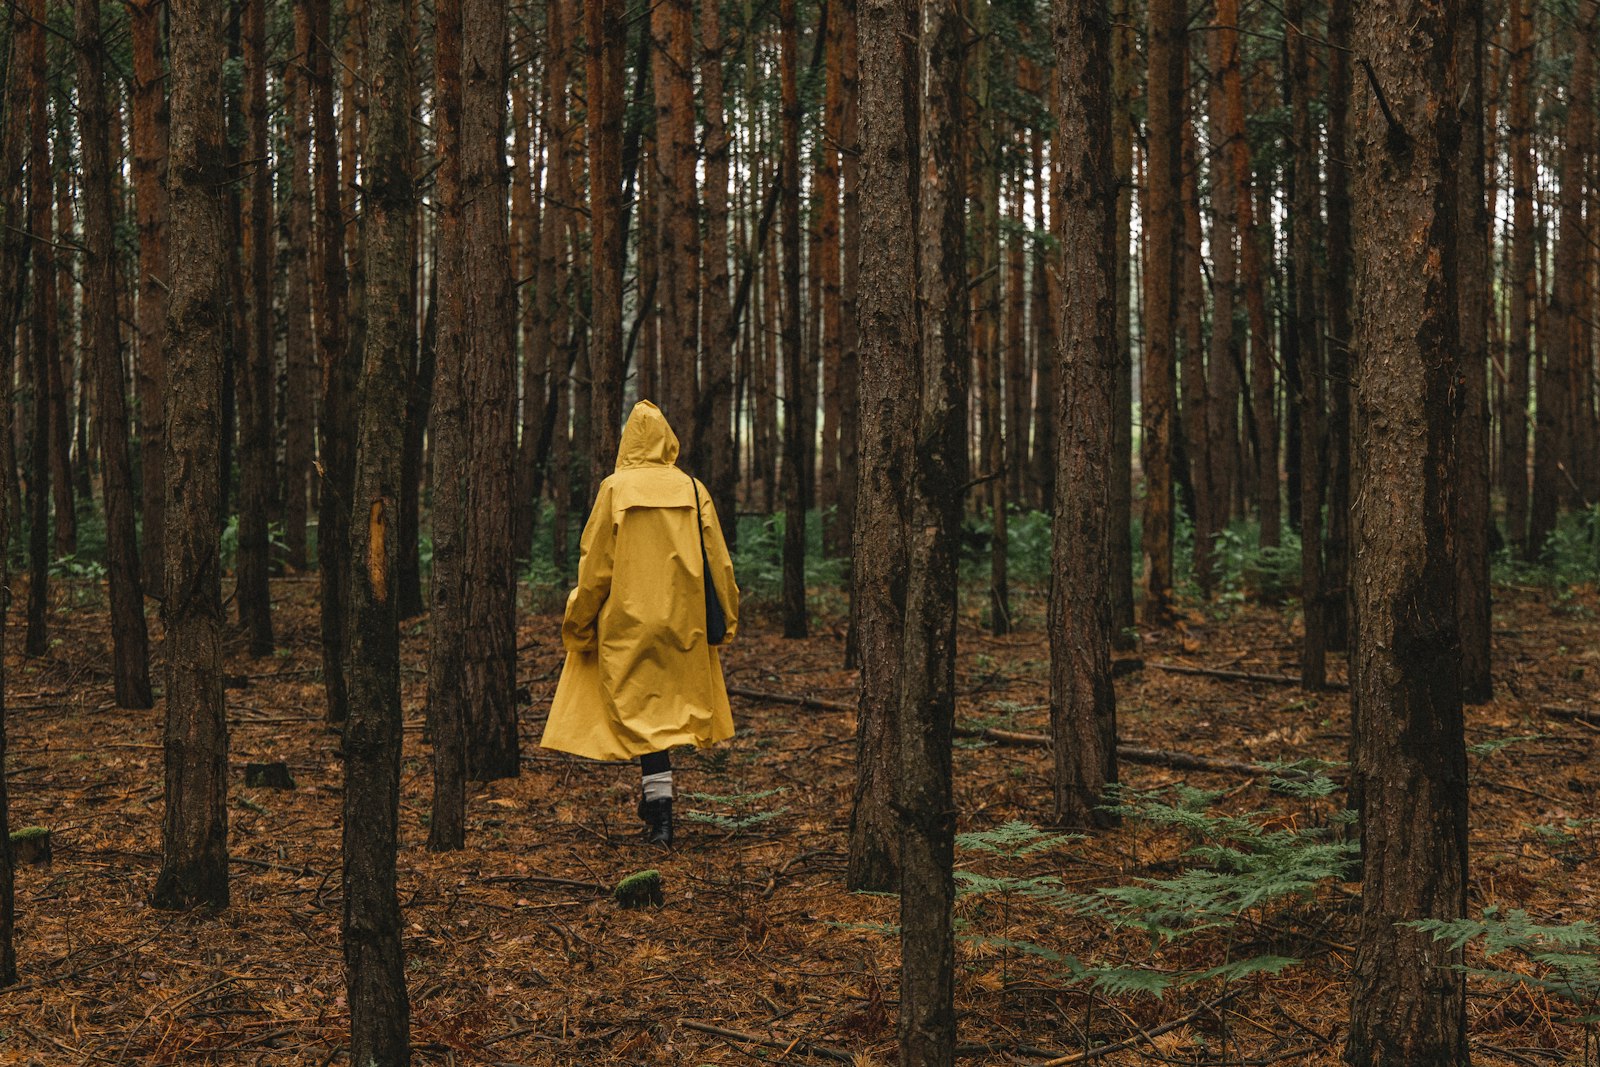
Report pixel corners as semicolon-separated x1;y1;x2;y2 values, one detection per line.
540;401;739;761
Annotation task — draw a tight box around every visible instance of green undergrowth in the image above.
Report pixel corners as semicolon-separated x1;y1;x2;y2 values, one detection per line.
952;768;1356;1007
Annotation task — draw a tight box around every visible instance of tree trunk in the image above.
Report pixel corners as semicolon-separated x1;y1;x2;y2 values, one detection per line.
847;0;916;894
1530;0;1596;554
1346;0;1469;1056
343;0;416;1048
1139;0;1182;625
1455;0;1492;704
283;0;314;572
236;0;275;657
652;0;699;430
898;0;966;1059
1108;0;1134;646
0;0;23;986
460;0;519;782
153;0;231;912
313;0;352;725
780;0;807;640
24;0;53;659
49;170;76;563
1050;0;1118;830
1323;0;1353;651
817;0;845;557
700;0;738;549
1203;15;1240;599
1287;0;1324;689
586;0;626;469
837;0;860;571
428;0;469;849
1503;0;1533;558
78;0;156;707
1178;107;1206;561
511;50;544;565
129;0;170;592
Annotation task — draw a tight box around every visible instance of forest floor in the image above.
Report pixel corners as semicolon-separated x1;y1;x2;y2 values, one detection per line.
1;570;1598;1066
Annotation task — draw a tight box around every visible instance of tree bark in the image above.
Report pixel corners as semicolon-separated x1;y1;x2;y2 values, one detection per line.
700;0;738;549
0;3;21;984
49;171;76;563
1287;0;1324;689
847;0;916;894
1530;0;1596;554
1323;0;1353;651
153;0;230;912
283;0;314;573
428;0;469;849
343;0;416;1048
236;0;275;657
898;0;966;1058
1346;0;1469;1056
78;0;156;707
460;0;519;782
586;0;626;469
313;0;352;725
1139;0;1183;625
1108;0;1134;646
139;15;181;527
651;0;699;428
1455;0;1492;704
1202;12;1240;600
24;0;52;659
1503;0;1534;559
1050;0;1118;830
779;0;807;640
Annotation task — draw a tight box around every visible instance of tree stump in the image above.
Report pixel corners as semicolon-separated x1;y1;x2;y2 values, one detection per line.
10;827;52;865
613;869;664;908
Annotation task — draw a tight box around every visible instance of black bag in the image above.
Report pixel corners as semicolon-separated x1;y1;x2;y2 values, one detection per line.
689;473;728;645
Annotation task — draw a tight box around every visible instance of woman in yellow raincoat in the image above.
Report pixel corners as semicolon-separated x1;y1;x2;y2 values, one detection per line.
540;401;739;845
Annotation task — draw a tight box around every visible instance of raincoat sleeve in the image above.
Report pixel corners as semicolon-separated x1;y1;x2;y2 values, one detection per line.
562;482;617;653
697;482;741;642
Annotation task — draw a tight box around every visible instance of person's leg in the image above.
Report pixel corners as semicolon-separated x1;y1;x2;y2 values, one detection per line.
638;749;673;845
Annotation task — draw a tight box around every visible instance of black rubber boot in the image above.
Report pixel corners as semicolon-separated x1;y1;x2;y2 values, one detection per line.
638;798;673;847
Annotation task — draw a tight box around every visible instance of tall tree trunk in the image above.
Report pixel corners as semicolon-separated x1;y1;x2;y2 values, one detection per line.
79;0;156;707
1140;0;1182;625
0;0;25;990
511;50;545;564
586;0;626;469
153;0;230;912
779;0;807;640
700;0;738;548
1050;0;1117;830
1203;18;1240;599
652;0;699;429
313;0;352;724
1108;0;1134;646
428;0;469;849
24;0;53;659
1324;0;1353;651
1503;0;1533;558
1530;0;1597;554
1455;0;1492;703
1346;0;1469;1057
847;0;916;894
283;0;314;572
1178;107;1206;559
50;168;76;562
898;0;966;1058
130;0;170;592
837;0;861;573
460;0;519;782
817;0;845;556
1286;0;1324;688
236;0;275;657
343;0;416;1047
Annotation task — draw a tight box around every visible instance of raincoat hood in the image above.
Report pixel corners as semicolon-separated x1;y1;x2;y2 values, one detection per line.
615;401;681;470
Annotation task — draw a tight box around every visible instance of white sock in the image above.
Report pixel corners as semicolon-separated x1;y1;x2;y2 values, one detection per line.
642;771;674;803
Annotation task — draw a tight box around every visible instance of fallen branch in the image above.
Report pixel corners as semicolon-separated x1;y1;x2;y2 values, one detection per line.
481;873;610;894
727;686;853;713
957;724;1324;779
679;1020;854;1062
1151;661;1348;691
1539;704;1600;727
